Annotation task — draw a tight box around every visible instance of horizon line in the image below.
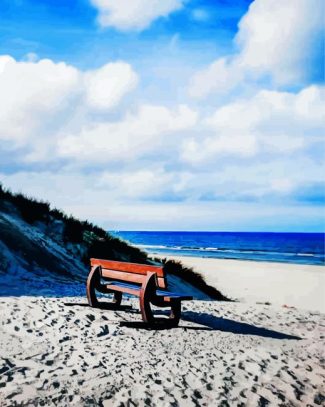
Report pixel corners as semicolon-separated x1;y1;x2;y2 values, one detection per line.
109;230;325;234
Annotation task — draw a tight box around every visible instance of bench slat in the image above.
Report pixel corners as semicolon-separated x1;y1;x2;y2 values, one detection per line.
105;284;140;297
107;281;192;300
91;258;165;277
101;268;166;289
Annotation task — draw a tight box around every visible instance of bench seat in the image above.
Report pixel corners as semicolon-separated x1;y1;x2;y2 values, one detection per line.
105;281;192;300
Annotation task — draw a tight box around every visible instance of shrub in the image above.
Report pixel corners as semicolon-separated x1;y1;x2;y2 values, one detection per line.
64;216;84;243
50;208;66;221
14;194;50;224
1;183;51;224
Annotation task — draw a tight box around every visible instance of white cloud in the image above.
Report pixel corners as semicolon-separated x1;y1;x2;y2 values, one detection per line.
57;104;198;162
236;0;323;85
97;168;173;199
0;56;138;154
189;57;243;98
84;62;138;110
189;0;323;98
0;55;80;143
1;52;322;217
182;86;324;164
90;0;184;31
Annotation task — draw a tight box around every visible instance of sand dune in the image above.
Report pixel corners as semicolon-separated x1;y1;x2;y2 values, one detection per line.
0;296;324;406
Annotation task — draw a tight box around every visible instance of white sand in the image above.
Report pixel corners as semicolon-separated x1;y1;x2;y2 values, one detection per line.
1;258;324;405
0;296;324;406
159;256;325;313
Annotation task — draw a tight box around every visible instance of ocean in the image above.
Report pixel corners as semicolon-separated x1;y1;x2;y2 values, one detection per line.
111;231;325;266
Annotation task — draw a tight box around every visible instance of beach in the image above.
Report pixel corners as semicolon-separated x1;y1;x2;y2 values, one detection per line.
0;296;324;406
1;245;324;405
157;256;325;313
1;0;324;405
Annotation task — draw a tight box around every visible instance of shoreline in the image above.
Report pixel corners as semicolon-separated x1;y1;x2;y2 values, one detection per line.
154;254;325;313
146;250;324;266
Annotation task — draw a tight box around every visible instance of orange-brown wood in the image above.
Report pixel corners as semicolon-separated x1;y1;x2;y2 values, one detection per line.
86;265;123;307
105;284;140;297
86;258;192;327
101;268;166;289
139;272;157;324
90;258;165;277
162;295;192;302
102;268;145;283
86;265;101;307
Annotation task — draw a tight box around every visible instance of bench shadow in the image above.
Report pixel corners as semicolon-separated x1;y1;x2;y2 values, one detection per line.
63;302;134;311
181;311;301;340
63;303;301;339
120;311;301;339
119;320;213;331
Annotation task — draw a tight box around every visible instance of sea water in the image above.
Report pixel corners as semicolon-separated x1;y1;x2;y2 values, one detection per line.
111;231;325;266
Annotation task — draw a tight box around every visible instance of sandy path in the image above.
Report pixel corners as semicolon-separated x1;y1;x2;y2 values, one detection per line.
157;256;325;313
0;296;324;406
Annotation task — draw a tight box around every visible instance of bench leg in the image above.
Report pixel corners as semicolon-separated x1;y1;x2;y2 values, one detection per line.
86;265;101;307
139;273;182;327
87;266;123;308
169;299;181;327
112;291;122;306
139;272;156;324
140;297;182;327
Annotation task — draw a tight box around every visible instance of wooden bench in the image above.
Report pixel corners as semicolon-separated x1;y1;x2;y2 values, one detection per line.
86;258;192;326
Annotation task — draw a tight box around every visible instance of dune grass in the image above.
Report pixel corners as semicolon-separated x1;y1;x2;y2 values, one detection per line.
0;183;147;263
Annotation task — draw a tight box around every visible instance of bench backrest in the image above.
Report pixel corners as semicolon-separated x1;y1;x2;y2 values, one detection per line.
90;258;167;289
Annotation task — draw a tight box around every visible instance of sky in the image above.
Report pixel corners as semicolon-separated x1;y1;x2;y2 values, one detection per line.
0;0;324;232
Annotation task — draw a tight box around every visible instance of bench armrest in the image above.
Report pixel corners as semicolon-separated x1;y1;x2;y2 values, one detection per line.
140;272;157;299
139;272;158;323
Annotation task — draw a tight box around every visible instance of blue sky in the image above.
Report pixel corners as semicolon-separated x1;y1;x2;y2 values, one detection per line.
0;0;324;231
0;1;249;65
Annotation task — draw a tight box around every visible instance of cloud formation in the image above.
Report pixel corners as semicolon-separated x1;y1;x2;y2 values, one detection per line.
183;86;324;163
0;56;138;159
189;0;324;98
84;62;138;110
0;55;80;143
90;0;184;31
0;0;324;231
57;104;198;163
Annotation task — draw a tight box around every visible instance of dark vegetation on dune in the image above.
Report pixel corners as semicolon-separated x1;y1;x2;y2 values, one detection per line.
0;184;146;264
162;259;230;301
0;184;230;300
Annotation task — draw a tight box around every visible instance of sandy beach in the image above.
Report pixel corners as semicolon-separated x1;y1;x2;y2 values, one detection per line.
0;296;324;406
1;251;324;406
157;256;325;313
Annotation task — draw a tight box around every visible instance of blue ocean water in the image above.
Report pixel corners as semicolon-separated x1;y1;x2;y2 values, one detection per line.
111;231;325;266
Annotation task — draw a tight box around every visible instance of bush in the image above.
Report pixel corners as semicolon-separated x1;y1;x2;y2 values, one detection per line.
14;194;50;224
64;216;84;243
50;208;66;221
1;183;51;224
